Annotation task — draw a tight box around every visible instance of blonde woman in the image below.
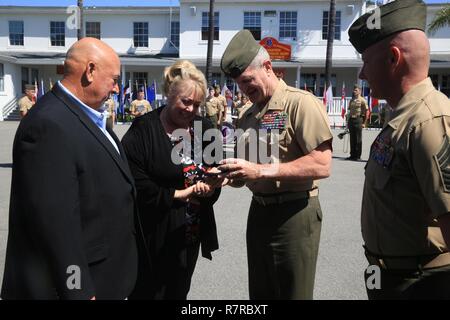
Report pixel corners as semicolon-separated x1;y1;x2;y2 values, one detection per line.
122;60;222;300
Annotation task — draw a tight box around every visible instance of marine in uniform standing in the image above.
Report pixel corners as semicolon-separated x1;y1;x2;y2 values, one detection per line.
346;84;367;160
214;84;227;127
104;97;116;129
348;0;450;299
130;89;152;118
204;86;220;129
18;84;36;118
219;30;333;300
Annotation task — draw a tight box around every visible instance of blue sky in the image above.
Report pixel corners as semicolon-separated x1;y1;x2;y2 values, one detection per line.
0;1;445;6
0;0;180;6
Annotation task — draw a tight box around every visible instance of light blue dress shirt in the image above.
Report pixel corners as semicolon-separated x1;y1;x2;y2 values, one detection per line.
57;81;120;154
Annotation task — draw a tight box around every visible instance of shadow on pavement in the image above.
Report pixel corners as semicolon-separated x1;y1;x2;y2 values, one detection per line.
332;156;368;163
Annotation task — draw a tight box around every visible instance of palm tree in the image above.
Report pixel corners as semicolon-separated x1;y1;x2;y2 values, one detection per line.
205;0;215;86
428;4;450;36
77;0;84;40
324;0;336;96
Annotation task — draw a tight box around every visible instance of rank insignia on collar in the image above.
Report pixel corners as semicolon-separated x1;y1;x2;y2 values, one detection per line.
260;111;288;131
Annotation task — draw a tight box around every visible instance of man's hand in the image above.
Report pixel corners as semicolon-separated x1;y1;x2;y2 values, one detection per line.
203;167;226;188
218;158;262;181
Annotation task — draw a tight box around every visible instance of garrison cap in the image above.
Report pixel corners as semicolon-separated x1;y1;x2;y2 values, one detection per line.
25;84;35;90
220;30;261;78
348;0;426;54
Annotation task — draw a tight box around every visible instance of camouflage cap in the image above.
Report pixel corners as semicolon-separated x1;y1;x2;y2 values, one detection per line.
348;0;426;54
25;84;35;90
220;30;261;78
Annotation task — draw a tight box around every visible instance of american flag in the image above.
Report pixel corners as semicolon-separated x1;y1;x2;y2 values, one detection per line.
340;82;346;119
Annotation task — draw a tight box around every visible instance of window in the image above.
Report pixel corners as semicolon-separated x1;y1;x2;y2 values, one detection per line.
170;21;180;47
9;21;24;46
31;69;39;86
244;12;261;40
279;11;297;39
212;73;221;87
429;74;439;90
50;21;65;47
442;75;450;97
360;80;371;97
21;67;29;93
86;22;101;39
133;22;149;48
202;12;219;41
300;73;317;93
133;72;148;89
0;63;4;92
225;78;235;90
322;11;341;41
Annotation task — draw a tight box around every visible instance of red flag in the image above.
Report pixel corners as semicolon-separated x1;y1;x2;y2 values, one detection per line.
340;82;346;119
371;96;379;110
366;89;375;121
369;93;378;121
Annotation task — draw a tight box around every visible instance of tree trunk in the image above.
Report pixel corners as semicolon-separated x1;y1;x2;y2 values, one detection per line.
77;0;84;40
324;0;336;93
205;0;215;86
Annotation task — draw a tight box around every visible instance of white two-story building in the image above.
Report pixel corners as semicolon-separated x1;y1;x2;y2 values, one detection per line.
0;0;449;123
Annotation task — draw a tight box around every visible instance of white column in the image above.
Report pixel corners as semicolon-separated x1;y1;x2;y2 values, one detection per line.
296;65;301;89
121;64;126;86
356;66;362;87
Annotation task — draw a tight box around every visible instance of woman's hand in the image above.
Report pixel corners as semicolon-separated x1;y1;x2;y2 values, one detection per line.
192;181;214;197
174;185;197;203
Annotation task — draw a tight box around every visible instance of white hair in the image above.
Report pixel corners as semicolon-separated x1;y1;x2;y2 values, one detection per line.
248;46;270;69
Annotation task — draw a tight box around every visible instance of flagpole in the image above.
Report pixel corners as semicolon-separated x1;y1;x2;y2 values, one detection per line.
144;80;148;101
129;79;132;104
34;79;38;102
40;78;45;97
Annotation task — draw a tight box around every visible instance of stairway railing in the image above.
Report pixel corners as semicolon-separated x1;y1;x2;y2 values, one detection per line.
1;96;19;121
